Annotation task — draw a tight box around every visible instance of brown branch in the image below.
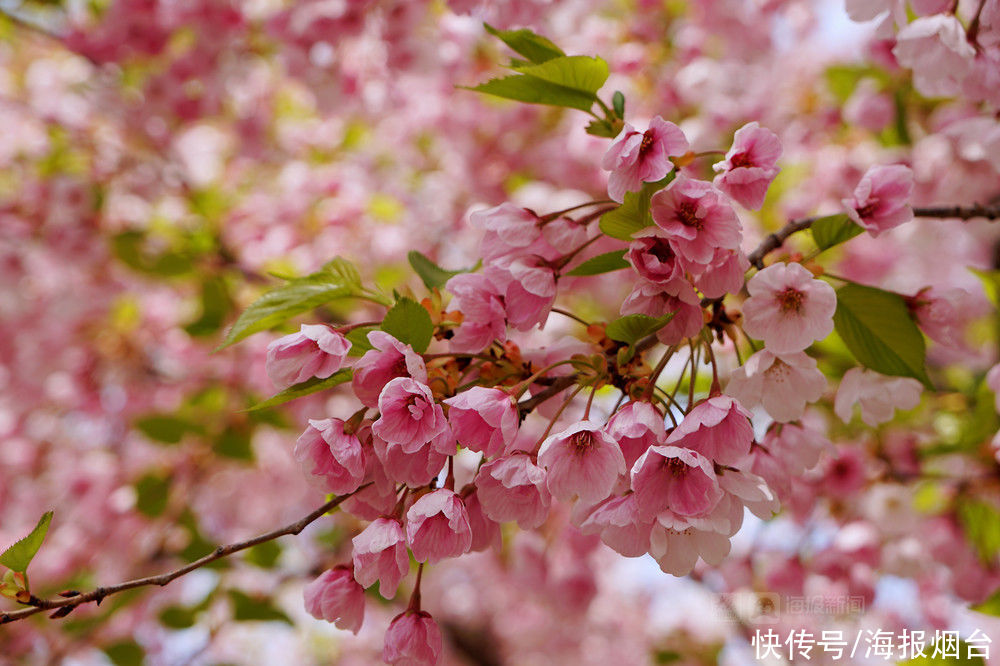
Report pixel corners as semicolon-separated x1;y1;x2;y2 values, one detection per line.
747;204;1000;269
0;486;367;625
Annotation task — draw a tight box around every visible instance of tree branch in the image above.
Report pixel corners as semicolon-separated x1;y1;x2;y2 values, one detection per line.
0;486;367;625
747;204;1000;269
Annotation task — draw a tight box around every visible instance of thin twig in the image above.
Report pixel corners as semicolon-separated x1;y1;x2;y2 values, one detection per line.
0;487;367;625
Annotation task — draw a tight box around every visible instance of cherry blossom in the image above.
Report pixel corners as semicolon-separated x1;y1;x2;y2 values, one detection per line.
630;445;723;520
352;331;428;408
303;566;366;633
352;518;410;599
265;324;351;389
383;611;443;666
712;121;782;210
834;367;923;426
725;350;826;423
475;453;551;529
443;386;518;458
893;14;976;98
293;418;367;494
665;395;754;466
538;421;627;504
405;489;473;564
649;175;742;264
843;164;914;237
741;262;837;353
601;116;688;202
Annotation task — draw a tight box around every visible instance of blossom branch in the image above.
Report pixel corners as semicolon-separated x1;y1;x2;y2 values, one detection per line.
748;204;1000;268
0;486;367;625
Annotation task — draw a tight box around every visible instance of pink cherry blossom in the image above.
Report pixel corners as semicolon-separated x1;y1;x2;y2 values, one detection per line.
619;279;704;345
445;273;506;353
650;175;742;264
503;258;557;331
604;401;667;470
443;386;518;458
843;79;895;132
579;493;653;557
293;418;367;494
601;116;689;202
475;453;551;529
741;262;836;353
265;323;351;389
303;566;365;633
725;350;827;423
908;286;971;348
463;490;502;552
372;434;448;488
649;513;732;576
690;249;750;299
822;447;870;498
665;395;754;466
626;229;687;287
352;331;428;408
405;488;473;564
893;14;976;98
469;202;540;259
352;517;410;598
538;421;626;504
372;377;449;453
630;445;723;520
834;367;923;426
712;121;782;210
843;164;914;237
383;610;443;666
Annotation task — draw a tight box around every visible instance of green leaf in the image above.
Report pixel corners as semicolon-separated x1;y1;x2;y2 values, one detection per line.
216;425;254;461
467;74;598;111
184;277;231;338
606;313;675;346
833;284;931;386
957;499;1000;565
810;214;864;251
345;325;377;356
566;250;630;276
483;23;564;63
159;605;199;629
381;297;434;353
0;511;53;575
970;268;1000;308
110;231;194;277
510;55;609;96
249;368;353;411
217;258;366;350
245;541;282;569
599;175;674;240
134;415;200;444
228;590;293;625
408;251;473;289
585;119;618;137
134;474;171;517
971;589;1000;616
103;640;145;666
612;91;625;118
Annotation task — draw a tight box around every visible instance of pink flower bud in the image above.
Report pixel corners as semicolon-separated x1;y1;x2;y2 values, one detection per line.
383;610;443;666
538;421;626;504
443;386;518;458
303;566;365;633
405;489;473;564
293;418;367;495
265;324;351;390
352;517;410;598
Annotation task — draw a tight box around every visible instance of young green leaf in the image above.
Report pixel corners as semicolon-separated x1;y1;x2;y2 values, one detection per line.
483;23;564;63
970;268;1000;308
833;283;931;386
0;511;53;575
134;415;201;444
382;297;435;353
585;119;618;138
248;368;353;411
510;55;609;95
566;250;630;276
810;213;864;251
612;90;625;118
217;259;367;350
605;313;675;346
467;74;597;111
408;251;474;289
598;175;674;240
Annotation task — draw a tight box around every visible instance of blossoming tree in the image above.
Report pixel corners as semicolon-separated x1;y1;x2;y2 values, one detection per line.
3;0;1000;664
